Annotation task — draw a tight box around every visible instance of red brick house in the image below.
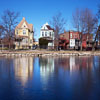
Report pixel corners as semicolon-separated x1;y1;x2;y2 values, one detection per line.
59;30;80;50
59;30;93;50
69;31;80;49
59;31;69;49
82;33;93;49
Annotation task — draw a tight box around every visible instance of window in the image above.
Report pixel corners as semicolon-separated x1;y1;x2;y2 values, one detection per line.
45;32;47;36
30;40;32;43
52;33;54;37
23;30;26;34
50;32;52;36
17;30;18;34
70;33;72;38
26;40;28;43
42;32;44;37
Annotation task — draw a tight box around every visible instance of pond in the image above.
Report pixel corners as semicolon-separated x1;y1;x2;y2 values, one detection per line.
0;56;100;100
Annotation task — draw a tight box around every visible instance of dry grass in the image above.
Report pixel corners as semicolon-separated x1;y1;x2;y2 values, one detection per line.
0;50;100;54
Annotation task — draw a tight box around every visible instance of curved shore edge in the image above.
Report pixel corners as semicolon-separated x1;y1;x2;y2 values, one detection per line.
0;50;100;57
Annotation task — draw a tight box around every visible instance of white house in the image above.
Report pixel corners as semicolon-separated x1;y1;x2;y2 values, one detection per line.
40;23;55;48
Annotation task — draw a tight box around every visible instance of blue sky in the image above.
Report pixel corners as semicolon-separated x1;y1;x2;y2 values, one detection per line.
0;0;100;41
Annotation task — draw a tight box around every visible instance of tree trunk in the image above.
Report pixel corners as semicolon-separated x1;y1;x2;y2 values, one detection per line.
9;43;10;50
80;43;83;51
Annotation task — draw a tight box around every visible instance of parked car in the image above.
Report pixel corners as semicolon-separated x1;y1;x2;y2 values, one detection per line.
32;45;38;50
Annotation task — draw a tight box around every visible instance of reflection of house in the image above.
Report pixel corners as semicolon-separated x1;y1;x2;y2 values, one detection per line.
15;17;34;49
40;23;55;49
39;57;54;80
14;57;33;85
54;56;93;72
69;56;79;72
54;57;70;70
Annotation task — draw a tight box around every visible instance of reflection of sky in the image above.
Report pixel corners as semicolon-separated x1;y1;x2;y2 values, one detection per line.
93;56;100;68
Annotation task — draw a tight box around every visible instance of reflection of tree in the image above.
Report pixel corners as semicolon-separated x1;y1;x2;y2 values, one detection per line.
54;57;70;70
93;56;100;80
0;58;13;79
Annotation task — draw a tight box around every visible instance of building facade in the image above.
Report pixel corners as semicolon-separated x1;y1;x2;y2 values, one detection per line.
69;31;80;49
59;31;69;49
59;31;80;49
82;33;93;49
40;23;55;48
15;17;34;49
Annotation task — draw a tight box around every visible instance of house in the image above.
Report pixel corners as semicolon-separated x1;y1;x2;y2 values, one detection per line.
59;30;69;49
82;33;93;49
40;23;55;49
15;17;34;49
59;30;80;50
69;31;80;49
59;30;70;40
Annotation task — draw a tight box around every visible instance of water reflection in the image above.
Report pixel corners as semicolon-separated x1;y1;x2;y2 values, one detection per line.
54;56;94;71
39;56;54;82
0;56;100;100
14;57;34;85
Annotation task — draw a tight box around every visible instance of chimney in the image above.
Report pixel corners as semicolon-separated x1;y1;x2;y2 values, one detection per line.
64;30;66;33
23;17;25;20
45;22;49;25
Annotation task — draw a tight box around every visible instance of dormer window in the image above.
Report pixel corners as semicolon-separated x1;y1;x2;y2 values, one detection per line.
17;30;18;34
23;30;26;34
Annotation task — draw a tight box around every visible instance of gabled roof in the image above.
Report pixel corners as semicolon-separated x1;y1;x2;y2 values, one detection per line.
15;17;33;32
46;25;54;31
41;23;54;31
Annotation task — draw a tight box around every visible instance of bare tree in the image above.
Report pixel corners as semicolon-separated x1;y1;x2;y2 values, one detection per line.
72;8;81;32
72;8;97;50
73;9;85;50
0;25;4;45
97;4;100;25
0;25;4;38
83;8;97;34
0;9;19;49
50;12;66;50
92;5;100;50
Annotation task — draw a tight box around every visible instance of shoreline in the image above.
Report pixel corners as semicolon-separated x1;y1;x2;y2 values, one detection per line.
0;50;100;57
